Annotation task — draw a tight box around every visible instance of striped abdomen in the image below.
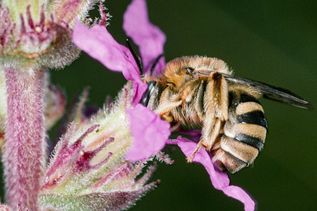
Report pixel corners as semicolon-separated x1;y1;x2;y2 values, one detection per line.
212;92;268;173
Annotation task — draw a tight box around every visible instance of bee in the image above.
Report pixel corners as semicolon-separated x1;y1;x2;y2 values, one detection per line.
140;56;310;173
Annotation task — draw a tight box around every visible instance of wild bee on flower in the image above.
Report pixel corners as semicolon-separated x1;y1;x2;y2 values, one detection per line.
140;56;310;173
72;0;312;210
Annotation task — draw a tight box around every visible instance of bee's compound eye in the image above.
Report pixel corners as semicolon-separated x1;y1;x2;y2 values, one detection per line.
184;67;195;74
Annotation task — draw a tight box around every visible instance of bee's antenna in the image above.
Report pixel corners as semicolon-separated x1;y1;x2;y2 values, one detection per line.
150;54;164;75
125;37;144;74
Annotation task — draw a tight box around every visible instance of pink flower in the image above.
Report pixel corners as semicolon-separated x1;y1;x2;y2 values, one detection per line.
73;0;255;210
72;1;170;162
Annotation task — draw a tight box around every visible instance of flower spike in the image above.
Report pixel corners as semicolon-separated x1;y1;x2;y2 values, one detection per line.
40;85;158;210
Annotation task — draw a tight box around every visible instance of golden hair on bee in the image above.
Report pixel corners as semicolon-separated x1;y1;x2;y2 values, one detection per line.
141;55;310;174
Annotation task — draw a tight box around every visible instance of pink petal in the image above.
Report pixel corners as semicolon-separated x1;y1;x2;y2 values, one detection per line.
73;22;140;81
131;81;148;106
72;22;146;104
123;0;166;75
126;104;170;161
168;138;255;211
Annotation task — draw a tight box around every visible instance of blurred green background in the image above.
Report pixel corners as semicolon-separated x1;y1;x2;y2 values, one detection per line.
51;0;317;210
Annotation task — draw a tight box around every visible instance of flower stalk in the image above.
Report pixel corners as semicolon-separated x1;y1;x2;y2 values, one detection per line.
3;68;46;210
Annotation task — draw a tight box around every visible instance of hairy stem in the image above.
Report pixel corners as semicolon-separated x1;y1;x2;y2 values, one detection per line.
3;68;46;210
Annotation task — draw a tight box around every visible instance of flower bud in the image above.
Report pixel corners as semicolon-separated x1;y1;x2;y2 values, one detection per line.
0;0;98;69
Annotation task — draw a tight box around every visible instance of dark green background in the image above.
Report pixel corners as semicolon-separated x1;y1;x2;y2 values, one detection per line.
51;1;317;210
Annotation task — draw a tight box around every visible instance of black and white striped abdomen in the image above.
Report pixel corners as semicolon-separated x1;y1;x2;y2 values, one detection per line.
212;92;268;173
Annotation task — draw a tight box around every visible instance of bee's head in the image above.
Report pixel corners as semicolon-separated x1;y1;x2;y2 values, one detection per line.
162;56;230;88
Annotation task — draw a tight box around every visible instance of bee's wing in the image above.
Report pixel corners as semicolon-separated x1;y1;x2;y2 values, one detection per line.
223;74;311;109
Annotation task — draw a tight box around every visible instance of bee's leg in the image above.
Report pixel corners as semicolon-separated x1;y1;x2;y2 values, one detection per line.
178;80;202;114
155;101;182;116
157;80;201;114
186;143;203;162
188;72;229;162
202;72;228;149
179;80;201;103
156;83;201;131
154;87;182;122
161;113;174;123
194;80;206;121
170;122;181;132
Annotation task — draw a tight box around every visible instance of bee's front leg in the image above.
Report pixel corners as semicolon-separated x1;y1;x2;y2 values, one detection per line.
154;87;182;123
